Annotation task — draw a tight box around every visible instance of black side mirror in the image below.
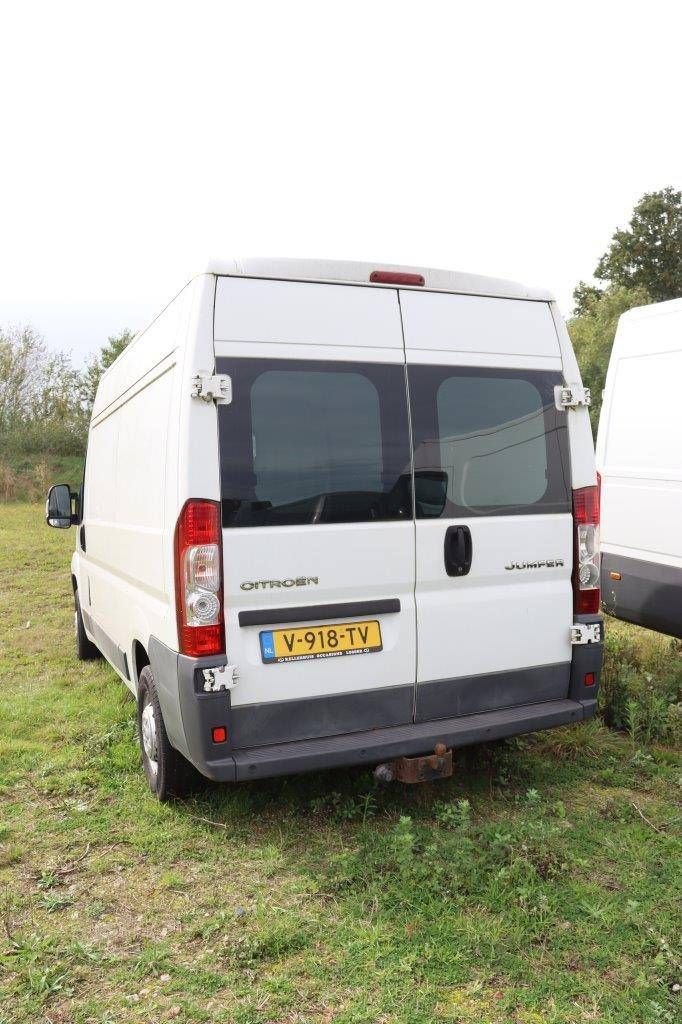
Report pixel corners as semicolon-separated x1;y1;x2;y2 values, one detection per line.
45;483;76;529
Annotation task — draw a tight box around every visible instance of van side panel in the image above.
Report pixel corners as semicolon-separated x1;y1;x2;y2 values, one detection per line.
81;284;194;694
82;412;125;673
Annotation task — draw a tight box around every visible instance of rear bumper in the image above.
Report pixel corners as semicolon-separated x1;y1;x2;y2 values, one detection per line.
148;614;603;783
602;552;682;639
202;697;597;782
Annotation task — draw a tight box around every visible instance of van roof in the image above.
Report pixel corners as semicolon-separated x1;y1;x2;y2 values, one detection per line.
205;257;554;302
619;296;682;322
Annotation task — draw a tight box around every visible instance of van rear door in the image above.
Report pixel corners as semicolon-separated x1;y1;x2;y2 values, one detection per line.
214;277;416;748
400;290;574;721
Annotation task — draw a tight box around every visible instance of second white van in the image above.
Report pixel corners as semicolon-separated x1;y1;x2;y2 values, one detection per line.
46;258;603;799
597;298;682;637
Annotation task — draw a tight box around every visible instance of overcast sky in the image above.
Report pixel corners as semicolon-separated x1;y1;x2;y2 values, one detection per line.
1;0;680;365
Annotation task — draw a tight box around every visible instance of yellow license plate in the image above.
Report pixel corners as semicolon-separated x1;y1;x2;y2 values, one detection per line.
260;619;382;664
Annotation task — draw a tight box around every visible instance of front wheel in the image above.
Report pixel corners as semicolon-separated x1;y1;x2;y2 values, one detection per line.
137;666;200;801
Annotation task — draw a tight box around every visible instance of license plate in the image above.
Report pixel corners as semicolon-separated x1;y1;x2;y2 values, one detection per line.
259;619;382;664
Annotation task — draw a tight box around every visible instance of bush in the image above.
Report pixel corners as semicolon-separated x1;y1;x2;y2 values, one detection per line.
0;455;83;503
601;624;682;744
0;421;85;457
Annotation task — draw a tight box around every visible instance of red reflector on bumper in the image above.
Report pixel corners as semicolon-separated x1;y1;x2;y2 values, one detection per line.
576;589;601;614
584;672;596;687
212;726;227;743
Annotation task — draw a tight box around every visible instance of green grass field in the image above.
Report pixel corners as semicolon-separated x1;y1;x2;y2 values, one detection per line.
1;504;680;1024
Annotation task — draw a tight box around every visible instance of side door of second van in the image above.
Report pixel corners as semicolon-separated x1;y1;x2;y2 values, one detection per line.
213;277;418;749
400;290;575;721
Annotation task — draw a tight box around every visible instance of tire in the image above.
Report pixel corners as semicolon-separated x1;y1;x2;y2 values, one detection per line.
74;590;101;661
137;665;200;801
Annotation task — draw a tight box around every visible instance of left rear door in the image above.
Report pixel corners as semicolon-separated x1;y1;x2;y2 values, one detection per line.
213;277;417;749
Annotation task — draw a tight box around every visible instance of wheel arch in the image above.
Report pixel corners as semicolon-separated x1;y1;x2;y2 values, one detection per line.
132;639;150;690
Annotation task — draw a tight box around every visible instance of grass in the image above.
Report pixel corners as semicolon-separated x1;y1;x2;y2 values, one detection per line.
0;503;680;1024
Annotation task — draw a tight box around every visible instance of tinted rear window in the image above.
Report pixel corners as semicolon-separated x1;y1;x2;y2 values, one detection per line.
409;365;570;517
217;358;412;527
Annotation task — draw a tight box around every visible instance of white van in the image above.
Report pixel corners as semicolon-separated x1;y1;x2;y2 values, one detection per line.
597;297;682;637
46;258;603;799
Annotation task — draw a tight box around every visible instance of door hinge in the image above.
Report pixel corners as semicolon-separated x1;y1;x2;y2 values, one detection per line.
555;383;591;410
201;664;238;692
571;621;602;645
191;372;232;405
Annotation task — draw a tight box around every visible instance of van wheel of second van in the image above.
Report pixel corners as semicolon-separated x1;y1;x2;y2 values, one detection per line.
137;666;200;801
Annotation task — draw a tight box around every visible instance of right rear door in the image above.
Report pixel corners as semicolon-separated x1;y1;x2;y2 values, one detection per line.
400;289;575;722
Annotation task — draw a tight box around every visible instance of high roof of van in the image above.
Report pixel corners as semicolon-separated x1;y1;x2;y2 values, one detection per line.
205;258;554;302
618;296;682;321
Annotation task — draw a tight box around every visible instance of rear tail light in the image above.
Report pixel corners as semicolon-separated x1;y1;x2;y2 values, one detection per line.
174;500;225;657
572;484;600;614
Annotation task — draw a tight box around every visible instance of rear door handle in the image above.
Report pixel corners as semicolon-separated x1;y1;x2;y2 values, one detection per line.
444;525;472;577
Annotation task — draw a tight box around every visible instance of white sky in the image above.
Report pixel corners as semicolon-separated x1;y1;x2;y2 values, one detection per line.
1;0;680;365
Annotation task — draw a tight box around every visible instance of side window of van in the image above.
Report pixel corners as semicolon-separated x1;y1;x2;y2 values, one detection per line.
408;367;570;517
217;359;412;527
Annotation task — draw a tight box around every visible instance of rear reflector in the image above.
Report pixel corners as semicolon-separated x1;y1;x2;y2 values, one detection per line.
584;672;596;687
212;726;227;743
369;270;425;286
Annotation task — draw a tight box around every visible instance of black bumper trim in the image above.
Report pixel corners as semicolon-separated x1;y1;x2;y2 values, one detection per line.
229;683;413;749
238;598;401;628
415;662;570;722
228;662;573;749
200;698;594;781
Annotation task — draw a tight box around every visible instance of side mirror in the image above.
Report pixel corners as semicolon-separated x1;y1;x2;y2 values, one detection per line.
45;483;76;529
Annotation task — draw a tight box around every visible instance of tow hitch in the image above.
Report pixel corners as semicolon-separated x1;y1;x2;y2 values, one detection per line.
374;743;453;784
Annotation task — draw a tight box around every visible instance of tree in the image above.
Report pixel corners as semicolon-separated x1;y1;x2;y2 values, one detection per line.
0;323;135;499
594;187;682;302
572;280;604;317
0;324;84;458
79;328;135;414
568;285;650;432
569;187;682;427
0;325;80;432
